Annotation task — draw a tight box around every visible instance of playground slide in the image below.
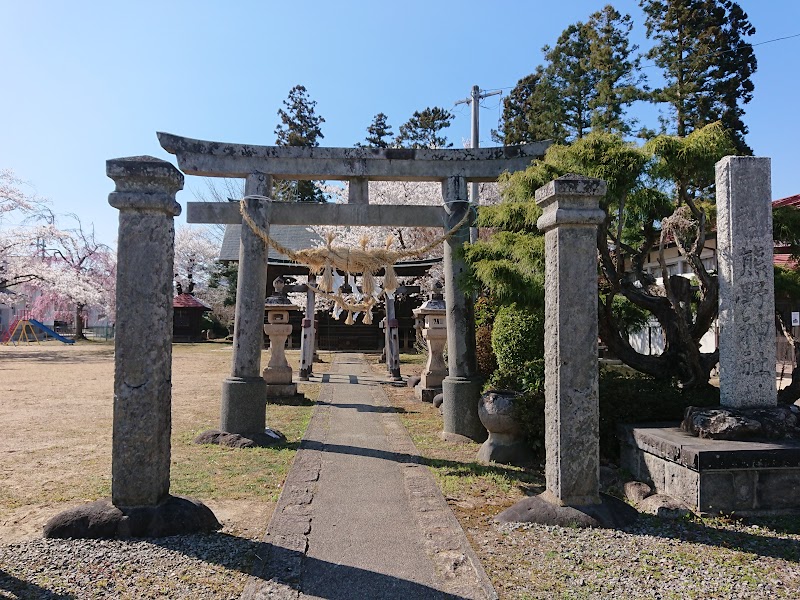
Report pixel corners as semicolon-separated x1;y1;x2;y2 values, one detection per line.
28;319;76;344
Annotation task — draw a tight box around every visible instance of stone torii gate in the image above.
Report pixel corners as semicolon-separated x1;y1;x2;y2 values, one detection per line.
159;132;548;443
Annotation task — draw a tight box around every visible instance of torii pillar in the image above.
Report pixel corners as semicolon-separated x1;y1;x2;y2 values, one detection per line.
441;176;486;442
221;174;271;435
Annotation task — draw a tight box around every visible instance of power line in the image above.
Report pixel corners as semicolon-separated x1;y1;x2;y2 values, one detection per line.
481;31;800;93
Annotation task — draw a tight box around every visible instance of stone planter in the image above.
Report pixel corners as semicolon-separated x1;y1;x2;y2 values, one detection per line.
476;390;530;466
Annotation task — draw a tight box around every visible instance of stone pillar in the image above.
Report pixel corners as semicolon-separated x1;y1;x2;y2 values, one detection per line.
221;174;271;434
536;174;606;507
349;177;369;204
299;273;316;381
43;156;220;537
413;281;448;402
441;176;485;442
716;157;777;408
385;291;401;380
263;277;301;399
107;156;182;508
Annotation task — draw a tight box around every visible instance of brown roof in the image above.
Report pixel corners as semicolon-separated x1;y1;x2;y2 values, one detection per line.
773;195;800;209
173;293;211;310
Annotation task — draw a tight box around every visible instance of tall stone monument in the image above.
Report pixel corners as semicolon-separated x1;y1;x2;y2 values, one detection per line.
716;156;777;408
44;157;219;538
496;174;636;527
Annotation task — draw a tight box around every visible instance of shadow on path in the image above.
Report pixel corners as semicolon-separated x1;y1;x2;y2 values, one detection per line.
146;535;469;599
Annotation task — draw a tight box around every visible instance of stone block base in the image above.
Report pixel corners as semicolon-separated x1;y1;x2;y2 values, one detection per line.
44;495;220;539
263;365;293;385
221;377;266;435
266;383;299;398
621;424;800;515
442;376;487;442
415;386;441;402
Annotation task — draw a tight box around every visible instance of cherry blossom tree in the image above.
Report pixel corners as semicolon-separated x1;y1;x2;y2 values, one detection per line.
1;170;48;291
24;218;116;340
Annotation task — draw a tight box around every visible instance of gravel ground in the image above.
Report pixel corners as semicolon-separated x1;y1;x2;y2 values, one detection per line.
0;533;261;599
469;514;800;599
4;514;799;599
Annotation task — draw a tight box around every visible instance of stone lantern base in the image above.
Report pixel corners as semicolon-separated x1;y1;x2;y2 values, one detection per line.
415;386;442;403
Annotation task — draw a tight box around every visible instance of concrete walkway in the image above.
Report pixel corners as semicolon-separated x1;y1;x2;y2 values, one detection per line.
242;353;496;600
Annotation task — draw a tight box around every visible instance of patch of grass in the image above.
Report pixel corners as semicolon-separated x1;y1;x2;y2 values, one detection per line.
171;404;313;502
378;360;543;513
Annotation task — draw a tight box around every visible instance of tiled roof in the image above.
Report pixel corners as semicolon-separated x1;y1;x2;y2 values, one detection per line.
773;195;800;209
775;253;799;269
219;224;323;262
173;293;211;310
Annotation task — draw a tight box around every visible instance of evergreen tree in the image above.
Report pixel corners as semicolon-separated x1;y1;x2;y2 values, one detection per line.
492;69;566;145
359;113;394;148
586;5;646;136
274;85;326;202
496;6;644;145
640;0;757;154
396;107;454;149
543;21;596;141
466;124;735;389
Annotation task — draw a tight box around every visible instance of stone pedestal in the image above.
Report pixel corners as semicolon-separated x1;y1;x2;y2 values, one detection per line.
716;156;777;408
441;177;485;442
477;390;530;466
413;281;447;402
263;277;303;401
221;175;271;434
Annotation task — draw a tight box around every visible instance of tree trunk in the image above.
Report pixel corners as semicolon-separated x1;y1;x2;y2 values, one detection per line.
74;304;87;341
776;311;800;405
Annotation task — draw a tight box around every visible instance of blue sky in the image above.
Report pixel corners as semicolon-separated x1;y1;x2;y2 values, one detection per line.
2;0;798;246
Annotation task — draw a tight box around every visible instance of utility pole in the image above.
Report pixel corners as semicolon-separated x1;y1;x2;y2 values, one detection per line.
455;85;502;242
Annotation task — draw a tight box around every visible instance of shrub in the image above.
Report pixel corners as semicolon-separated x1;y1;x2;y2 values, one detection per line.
491;303;545;371
484;363;721;462
475;325;497;376
474;296;498;328
598;369;720;459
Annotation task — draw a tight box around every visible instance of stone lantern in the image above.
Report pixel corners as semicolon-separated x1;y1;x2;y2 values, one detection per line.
263;276;302;400
412;281;448;402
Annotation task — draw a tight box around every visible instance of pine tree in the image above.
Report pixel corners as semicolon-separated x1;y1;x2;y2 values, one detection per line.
640;0;757;154
586;6;646;136
396;107;454;149
492;69;566;145
497;6;644;145
274;85;326;202
543;21;596;141
360;113;394;148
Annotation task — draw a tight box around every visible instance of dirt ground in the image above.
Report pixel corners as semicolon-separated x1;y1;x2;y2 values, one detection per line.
0;341;320;544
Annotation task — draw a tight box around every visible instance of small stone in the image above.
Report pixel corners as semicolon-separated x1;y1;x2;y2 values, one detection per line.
624;481;653;504
637;494;692;520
